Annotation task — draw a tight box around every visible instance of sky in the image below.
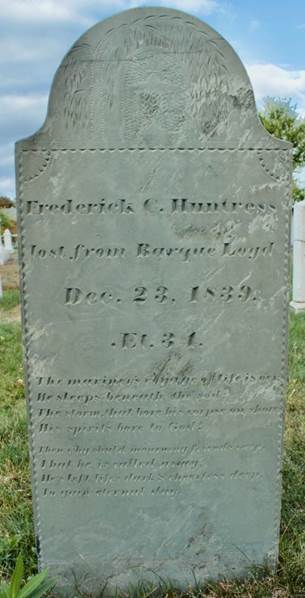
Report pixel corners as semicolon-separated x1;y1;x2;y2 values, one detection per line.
1;0;305;199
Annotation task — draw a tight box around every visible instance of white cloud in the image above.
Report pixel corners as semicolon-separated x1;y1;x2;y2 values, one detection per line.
0;94;49;142
0;144;15;168
140;0;220;13
0;39;64;64
0;0;221;24
0;177;15;196
0;93;48;115
0;0;82;23
247;63;305;113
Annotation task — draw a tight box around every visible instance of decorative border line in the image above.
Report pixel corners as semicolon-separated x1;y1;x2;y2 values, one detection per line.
23;152;52;184
17;145;292;573
21;147;290;152
17;152;45;568
21;147;291;187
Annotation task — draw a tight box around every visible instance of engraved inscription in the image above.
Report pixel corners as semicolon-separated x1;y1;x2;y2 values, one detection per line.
63;284;258;307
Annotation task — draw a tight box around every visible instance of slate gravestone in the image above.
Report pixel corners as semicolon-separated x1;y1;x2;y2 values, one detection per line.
16;7;291;593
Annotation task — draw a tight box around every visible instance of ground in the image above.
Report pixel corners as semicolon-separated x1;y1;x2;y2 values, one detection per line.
0;260;19;290
0;286;304;597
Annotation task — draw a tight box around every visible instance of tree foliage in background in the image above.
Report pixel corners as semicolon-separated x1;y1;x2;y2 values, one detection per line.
259;97;305;202
0;197;14;209
0;211;14;235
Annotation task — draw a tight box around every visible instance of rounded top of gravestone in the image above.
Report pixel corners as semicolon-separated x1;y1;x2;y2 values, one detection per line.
19;7;290;150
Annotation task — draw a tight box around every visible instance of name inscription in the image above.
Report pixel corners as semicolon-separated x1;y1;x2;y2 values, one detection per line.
26;197;277;217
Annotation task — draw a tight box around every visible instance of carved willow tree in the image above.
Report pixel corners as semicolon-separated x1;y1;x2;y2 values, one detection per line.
260;98;305;202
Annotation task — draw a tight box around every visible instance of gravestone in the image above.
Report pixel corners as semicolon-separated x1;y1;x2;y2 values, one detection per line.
290;200;305;312
0;234;5;265
16;7;291;593
3;229;13;253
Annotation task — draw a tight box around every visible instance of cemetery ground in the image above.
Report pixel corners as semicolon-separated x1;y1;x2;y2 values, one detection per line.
0;293;304;597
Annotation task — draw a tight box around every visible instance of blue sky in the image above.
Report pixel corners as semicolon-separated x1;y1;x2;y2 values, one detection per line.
1;0;305;198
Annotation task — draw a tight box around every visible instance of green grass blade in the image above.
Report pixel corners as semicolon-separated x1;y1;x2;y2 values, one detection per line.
21;578;56;598
18;571;55;598
0;584;11;598
10;554;24;598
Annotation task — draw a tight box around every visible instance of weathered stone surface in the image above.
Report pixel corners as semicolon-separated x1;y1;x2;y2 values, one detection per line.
16;7;291;594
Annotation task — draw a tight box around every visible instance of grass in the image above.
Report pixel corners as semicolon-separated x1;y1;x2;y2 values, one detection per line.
0;324;36;580
0;315;304;596
0;289;20;311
